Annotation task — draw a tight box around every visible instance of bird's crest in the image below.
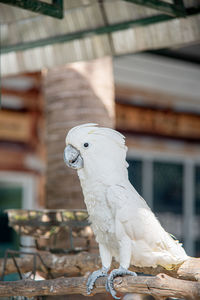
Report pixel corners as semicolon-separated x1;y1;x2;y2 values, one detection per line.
67;123;126;150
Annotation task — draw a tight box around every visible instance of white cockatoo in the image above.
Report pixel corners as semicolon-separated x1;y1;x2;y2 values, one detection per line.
64;123;188;299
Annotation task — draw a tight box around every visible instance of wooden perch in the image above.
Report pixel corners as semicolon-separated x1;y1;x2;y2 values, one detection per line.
0;273;200;299
1;252;200;281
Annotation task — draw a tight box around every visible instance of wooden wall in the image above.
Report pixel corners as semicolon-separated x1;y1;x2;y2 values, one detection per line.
116;102;200;141
0;72;45;206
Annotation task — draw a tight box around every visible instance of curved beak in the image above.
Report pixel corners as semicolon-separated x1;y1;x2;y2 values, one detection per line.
64;144;83;170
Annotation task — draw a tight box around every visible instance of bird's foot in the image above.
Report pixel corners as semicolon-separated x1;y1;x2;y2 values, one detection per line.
106;266;137;299
87;266;109;295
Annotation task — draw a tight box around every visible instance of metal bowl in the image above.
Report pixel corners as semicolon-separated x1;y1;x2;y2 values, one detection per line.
6;209;90;238
6;209;93;253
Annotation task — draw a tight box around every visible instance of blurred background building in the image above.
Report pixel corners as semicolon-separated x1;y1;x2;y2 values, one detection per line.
0;0;200;273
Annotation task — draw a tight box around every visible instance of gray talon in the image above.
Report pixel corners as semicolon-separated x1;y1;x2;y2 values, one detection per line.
87;267;108;294
106;266;137;299
105;279;110;293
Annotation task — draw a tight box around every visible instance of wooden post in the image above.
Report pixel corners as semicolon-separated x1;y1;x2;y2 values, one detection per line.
42;57;114;209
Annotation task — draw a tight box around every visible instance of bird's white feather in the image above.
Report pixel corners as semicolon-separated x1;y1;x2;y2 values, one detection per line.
65;124;188;270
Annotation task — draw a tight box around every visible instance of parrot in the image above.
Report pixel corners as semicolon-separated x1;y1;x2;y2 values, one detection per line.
63;123;188;299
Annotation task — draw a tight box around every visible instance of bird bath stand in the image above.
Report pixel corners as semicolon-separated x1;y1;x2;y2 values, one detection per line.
1;209;92;281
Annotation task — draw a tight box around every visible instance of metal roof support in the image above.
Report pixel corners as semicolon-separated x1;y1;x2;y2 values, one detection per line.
0;0;63;19
1;7;199;54
122;0;186;17
1;14;174;54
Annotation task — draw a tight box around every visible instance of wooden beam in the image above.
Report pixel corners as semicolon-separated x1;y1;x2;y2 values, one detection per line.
116;102;200;141
0;110;33;143
0;273;199;298
0;147;43;173
1;252;199;282
1;89;42;111
115;84;199;105
0;147;26;172
0;110;39;146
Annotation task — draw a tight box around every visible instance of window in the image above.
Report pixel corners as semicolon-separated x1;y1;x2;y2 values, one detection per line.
0;173;36;281
127;159;142;195
0;185;22;257
195;165;200;256
153;162;183;214
195;165;200;215
127;156;199;257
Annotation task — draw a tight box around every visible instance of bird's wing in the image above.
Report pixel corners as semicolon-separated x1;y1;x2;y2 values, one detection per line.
106;184;187;267
107;183;160;242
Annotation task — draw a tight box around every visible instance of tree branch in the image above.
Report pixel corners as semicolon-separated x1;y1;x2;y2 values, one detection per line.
0;273;199;299
1;252;200;281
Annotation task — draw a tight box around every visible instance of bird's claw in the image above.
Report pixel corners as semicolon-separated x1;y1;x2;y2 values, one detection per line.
87;267;108;295
106;266;137;299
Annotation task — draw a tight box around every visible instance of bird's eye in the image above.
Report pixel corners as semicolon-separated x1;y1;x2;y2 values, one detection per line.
83;142;89;148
